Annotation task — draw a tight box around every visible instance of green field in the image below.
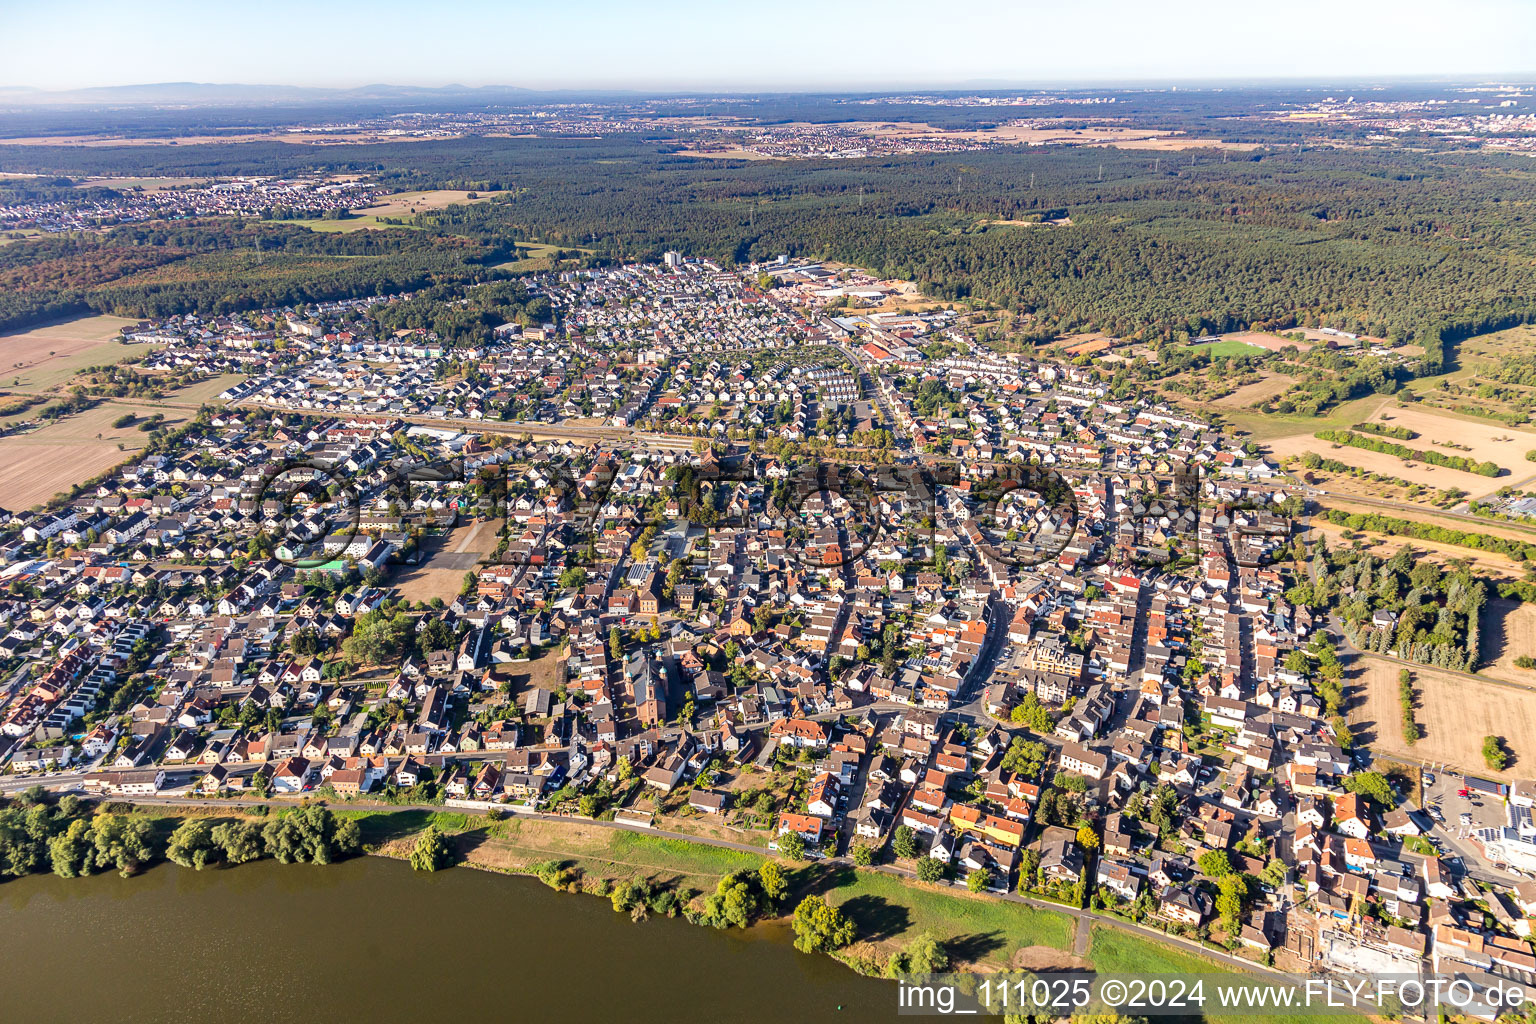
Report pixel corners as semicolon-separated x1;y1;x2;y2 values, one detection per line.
1186;339;1268;359
165;372;245;405
1087;927;1348;1024
1086;924;1226;974
820;868;1073;964
1219;393;1389;442
267;215;420;233
492;242;588;272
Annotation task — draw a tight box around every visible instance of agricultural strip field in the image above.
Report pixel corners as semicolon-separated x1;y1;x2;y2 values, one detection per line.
1268;433;1503;497
0;401;190;508
1479;598;1536;687
1349;655;1536;778
0;314;148;392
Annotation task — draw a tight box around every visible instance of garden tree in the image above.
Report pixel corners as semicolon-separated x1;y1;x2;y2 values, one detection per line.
1000;737;1048;778
1261;858;1289;889
967;867;993;893
558;566;588;589
791;895;856;954
1216;874;1249;935
288;628;321;657
1485;736;1510;771
416;616;455;655
210;821;263;864
1197;849;1233;878
578;795;600;818
615;756;634;782
758;861;788;903
916;856;945;883
410;827;451;872
260;806;361;865
699;870;764;929
1018;849;1042;889
1343;771;1395;808
166;819;222;870
342;609;414;666
777;829;806;861
892;825;919;859
851;842;875;866
1009;693;1055;733
1075;825;1100;851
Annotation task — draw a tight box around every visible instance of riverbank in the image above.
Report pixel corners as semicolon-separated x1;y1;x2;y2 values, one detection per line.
10;794;1286;994
355;807;1077;975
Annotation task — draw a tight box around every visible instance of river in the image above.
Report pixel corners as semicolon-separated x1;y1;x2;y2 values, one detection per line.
0;856;898;1023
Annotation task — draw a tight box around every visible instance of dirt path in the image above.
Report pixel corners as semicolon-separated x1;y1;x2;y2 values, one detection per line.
454;520;486;554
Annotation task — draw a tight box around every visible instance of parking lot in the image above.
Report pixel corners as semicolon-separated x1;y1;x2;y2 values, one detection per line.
1419;763;1508;837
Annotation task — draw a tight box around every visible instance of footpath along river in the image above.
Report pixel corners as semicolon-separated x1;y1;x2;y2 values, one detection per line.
0;854;898;1023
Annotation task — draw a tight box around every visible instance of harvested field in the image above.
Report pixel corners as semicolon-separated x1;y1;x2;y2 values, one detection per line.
1479;598;1536;686
1297;328;1390;348
1357;405;1533;477
1349;656;1536;778
0;315;147;392
1211;372;1295;408
0;400;191;508
1268;432;1501;496
0;444;132;509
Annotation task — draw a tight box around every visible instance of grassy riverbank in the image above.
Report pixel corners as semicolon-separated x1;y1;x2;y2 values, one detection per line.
352;807;1073;973
40;802;1276;990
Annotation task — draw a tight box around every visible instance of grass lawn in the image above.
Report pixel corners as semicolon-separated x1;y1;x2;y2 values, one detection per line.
268;215;419;233
1188;340;1268;359
1087;927;1348;1024
1219;393;1389;442
1087;924;1223;974
353;811;767;893
809;866;1072;967
164;373;246;405
491;241;589;272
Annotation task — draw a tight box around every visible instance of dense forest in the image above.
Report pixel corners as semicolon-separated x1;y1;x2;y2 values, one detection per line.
3;135;1536;346
0;218;514;329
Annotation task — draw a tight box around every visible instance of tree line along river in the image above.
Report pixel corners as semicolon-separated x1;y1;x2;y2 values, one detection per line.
0;854;897;1023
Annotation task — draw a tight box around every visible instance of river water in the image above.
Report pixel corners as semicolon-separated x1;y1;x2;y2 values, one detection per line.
0;856;898;1023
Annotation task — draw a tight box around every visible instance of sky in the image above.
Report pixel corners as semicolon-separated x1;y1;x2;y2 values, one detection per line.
7;0;1536;92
